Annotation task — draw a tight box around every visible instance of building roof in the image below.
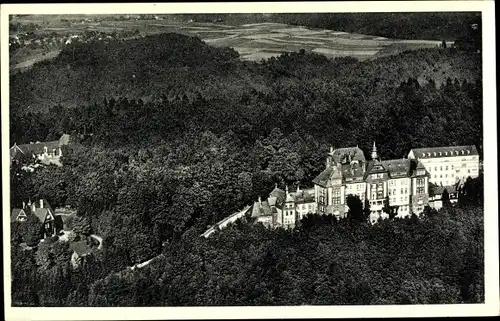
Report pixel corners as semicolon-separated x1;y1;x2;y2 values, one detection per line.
410;145;478;159
70;240;93;257
430;184;458;195
330;146;366;163
340;162;366;182
10;134;71;158
292;189;315;204
312;164;343;187
381;159;412;179
251;200;273;218
11;140;60;157
29;199;55;223
267;196;277;207
59;134;71;145
269;187;286;205
33;208;52;223
365;161;387;175
10;209;27;222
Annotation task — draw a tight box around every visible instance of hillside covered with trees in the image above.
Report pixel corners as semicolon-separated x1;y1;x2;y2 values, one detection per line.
10;30;483;306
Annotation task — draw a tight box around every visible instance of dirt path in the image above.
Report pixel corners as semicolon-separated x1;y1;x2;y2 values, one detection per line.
12;49;61;71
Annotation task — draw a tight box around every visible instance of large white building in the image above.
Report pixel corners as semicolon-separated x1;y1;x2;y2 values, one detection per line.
408;145;479;187
251;143;479;228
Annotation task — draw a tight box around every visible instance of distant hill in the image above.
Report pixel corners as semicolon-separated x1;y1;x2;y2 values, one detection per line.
10;32;481;116
10;33;253;112
177;12;481;42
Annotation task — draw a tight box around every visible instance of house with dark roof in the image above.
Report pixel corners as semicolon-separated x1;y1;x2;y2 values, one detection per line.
408;145;479;187
10;134;71;168
11;199;62;238
70;238;97;269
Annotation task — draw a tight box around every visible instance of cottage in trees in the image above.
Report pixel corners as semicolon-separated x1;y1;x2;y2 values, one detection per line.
70;239;94;269
11;199;62;238
10;133;71;168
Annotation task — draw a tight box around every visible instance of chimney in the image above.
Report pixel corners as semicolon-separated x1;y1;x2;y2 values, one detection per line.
32;202;36;213
296;185;300;193
22;201;26;209
285;185;288;195
330;146;334;154
275;183;278;189
258;196;261;204
40;199;44;208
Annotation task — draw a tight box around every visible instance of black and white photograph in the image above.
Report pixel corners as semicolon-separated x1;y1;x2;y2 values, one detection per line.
2;1;498;320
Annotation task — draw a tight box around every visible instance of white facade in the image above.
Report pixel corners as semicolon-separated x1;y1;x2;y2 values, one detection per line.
387;177;411;217
282;202;296;227
367;181;387;214
408;147;479;186
344;182;367;204
295;202;317;221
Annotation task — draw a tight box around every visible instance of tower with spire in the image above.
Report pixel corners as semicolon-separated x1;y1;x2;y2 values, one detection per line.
371;141;379;161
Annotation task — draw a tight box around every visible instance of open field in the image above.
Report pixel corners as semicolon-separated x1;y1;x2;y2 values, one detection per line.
9;16;453;72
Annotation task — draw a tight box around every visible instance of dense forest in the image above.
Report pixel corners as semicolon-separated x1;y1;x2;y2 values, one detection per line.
10;28;484;306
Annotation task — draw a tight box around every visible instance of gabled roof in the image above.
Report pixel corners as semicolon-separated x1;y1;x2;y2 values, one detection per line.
33;208;53;223
292;189;315;204
11;209;27;222
410;145;478;159
269;187;286;205
12;141;60;157
312;165;342;187
331;147;366;163
267;196;277;207
29;199;55;223
10;134;71;158
251;201;273;218
411;160;430;177
381;159;412;179
367;161;387;174
59;134;71;145
70;240;93;257
340;162;365;182
430;184;458;195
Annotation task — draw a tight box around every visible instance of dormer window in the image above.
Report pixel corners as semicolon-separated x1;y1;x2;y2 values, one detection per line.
434;152;436;156
444;151;447;156
421;153;425;157
427;153;430;156
461;150;464;155
439;152;442;156
467;150;470;155
44;146;48;154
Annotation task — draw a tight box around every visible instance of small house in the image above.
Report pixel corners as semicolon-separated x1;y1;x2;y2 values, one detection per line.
11;199;62;238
